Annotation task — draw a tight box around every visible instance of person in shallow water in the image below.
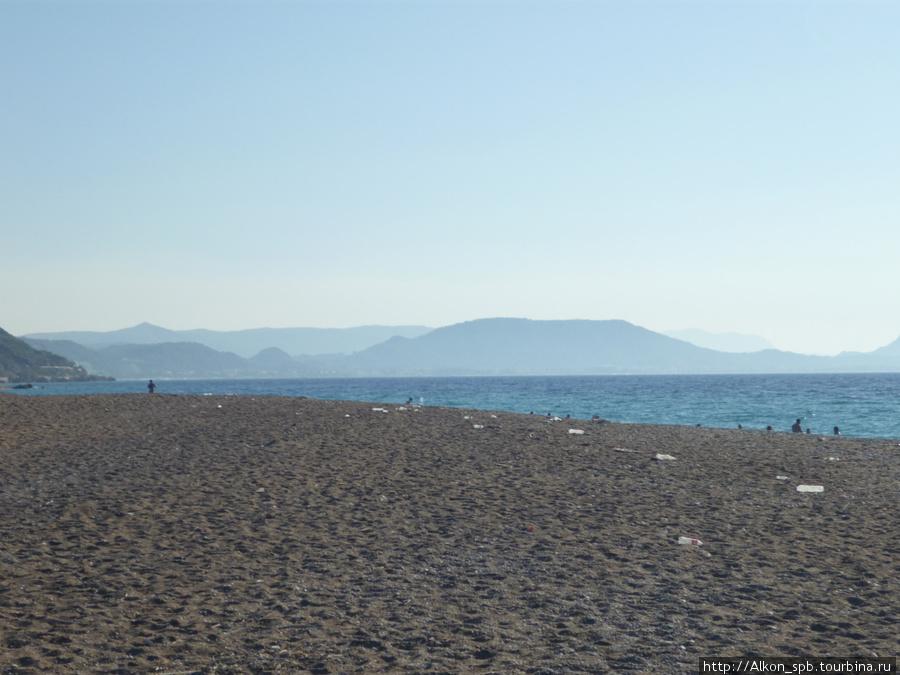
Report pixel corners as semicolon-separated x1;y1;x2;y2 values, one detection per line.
791;418;803;433
148;380;156;394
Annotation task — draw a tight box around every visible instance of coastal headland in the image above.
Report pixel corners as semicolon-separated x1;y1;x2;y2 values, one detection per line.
1;394;898;673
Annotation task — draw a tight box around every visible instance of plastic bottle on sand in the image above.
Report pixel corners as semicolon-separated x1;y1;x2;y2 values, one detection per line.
678;536;703;546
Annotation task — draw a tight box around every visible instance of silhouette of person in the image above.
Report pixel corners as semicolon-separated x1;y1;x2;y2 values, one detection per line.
148;380;156;394
833;426;841;436
791;418;803;433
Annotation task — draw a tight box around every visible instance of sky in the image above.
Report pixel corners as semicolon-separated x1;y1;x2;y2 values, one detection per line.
2;1;898;356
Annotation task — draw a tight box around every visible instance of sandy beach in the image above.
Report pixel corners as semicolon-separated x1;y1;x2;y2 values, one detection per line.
1;393;898;674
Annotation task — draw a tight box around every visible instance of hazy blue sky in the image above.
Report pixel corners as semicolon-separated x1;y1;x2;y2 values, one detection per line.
2;1;898;355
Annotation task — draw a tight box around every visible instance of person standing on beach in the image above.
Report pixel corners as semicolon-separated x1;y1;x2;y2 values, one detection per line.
148;380;156;393
791;418;803;433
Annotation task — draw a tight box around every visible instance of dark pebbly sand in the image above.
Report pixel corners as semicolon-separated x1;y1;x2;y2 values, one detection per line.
1;394;898;674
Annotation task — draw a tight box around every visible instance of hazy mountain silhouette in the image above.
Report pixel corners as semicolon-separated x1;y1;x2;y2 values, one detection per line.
20;318;900;379
0;327;109;382
21;338;247;380
865;336;900;359
824;336;900;372
25;323;180;347
663;329;775;353
248;347;314;377
340;318;837;376
23;323;433;358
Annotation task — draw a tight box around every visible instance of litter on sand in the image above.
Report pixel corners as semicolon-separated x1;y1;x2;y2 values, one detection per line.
655;453;677;461
796;485;824;493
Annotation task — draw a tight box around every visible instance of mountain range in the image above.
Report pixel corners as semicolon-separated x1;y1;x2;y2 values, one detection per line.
23;323;432;358
18;318;900;380
0;327;111;383
662;329;775;353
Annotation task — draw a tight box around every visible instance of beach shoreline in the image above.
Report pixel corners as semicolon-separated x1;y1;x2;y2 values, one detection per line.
1;394;898;673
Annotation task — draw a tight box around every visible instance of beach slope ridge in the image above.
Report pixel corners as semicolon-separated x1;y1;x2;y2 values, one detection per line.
1;394;897;672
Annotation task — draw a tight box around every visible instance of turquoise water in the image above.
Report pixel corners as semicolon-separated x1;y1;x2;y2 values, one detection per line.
7;373;900;439
8;373;900;438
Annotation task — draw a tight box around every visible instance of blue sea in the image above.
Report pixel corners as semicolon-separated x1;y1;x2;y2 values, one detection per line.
7;373;900;440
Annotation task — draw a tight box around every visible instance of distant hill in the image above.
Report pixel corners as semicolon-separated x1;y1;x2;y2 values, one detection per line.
0;327;111;383
823;336;900;372
663;329;775;353
248;347;313;378
862;335;900;359
23;323;434;358
20;318;900;379
340;318;698;375
21;339;109;375
94;342;250;379
22;339;300;380
340;318;835;376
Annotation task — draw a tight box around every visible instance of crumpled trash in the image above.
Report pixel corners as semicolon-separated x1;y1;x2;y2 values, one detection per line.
678;536;702;546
